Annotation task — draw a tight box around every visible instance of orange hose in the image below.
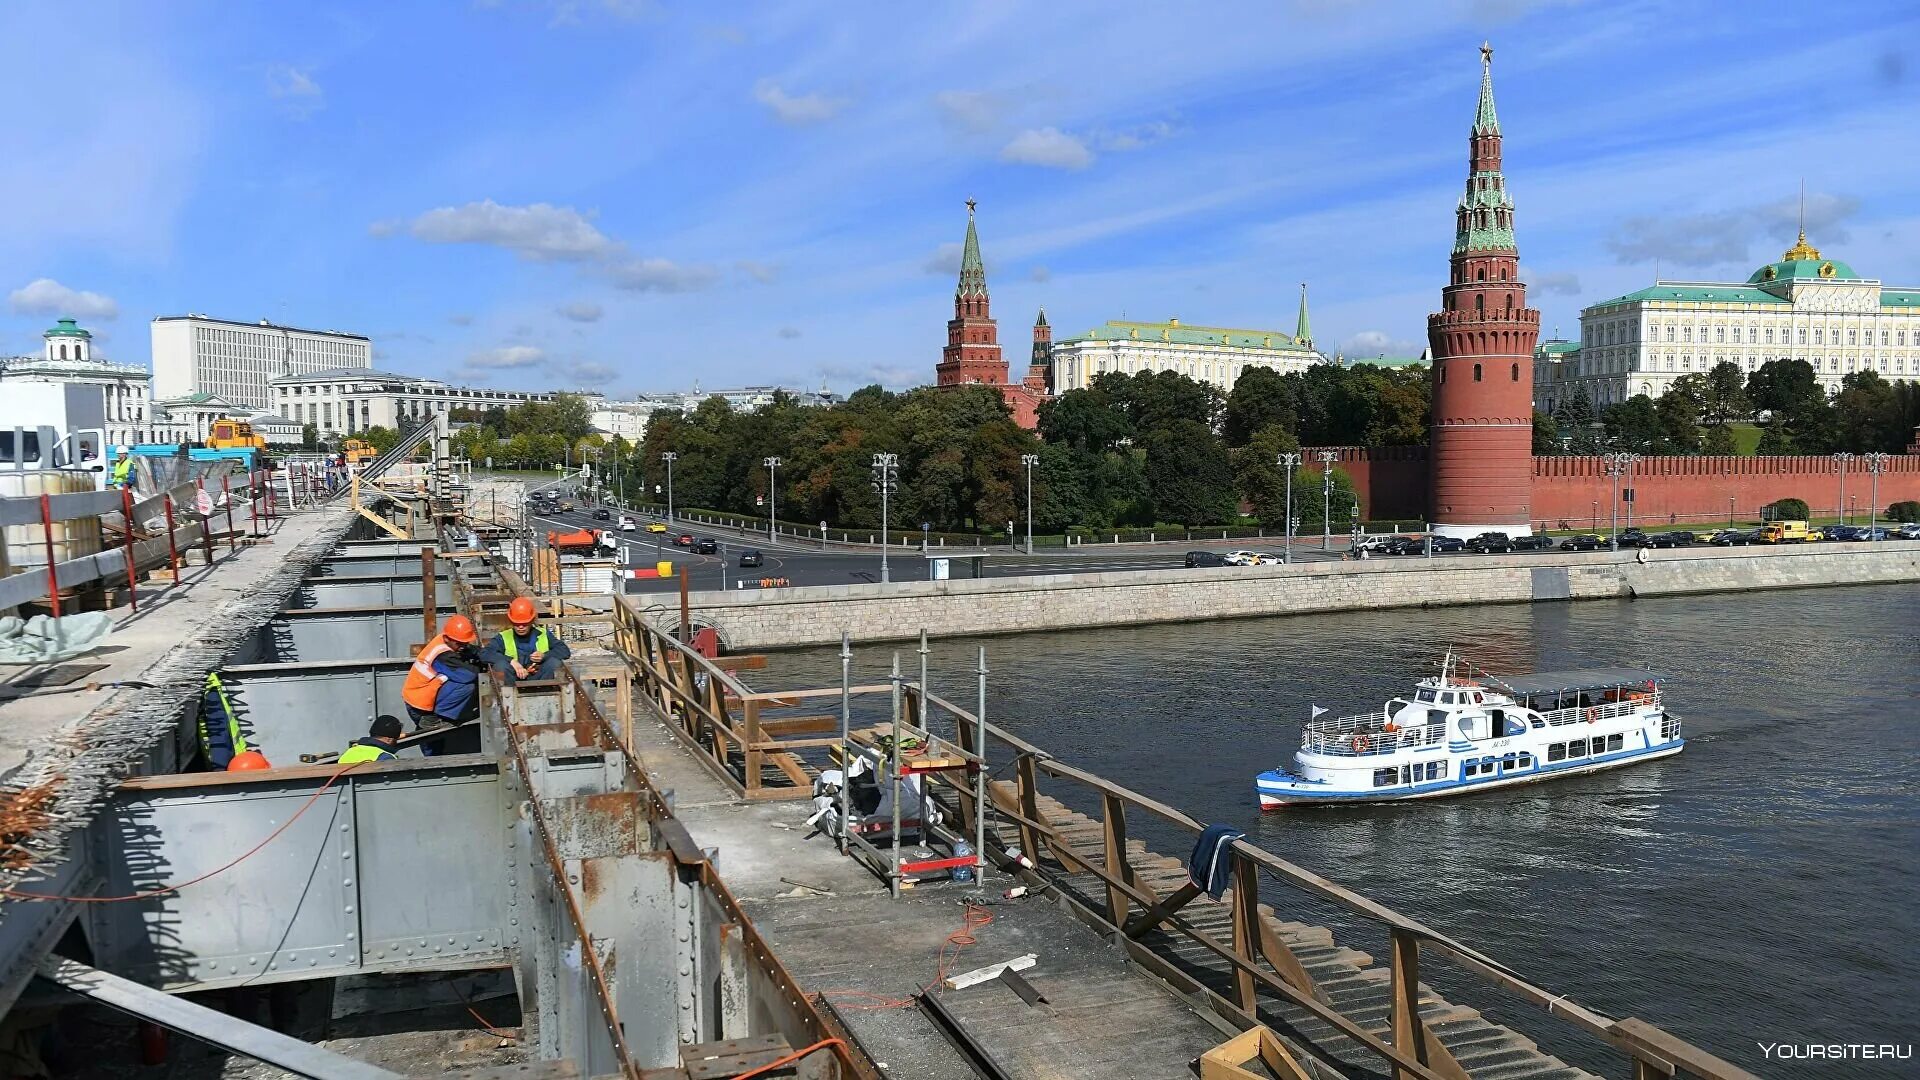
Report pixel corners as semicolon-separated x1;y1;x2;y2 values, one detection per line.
0;761;366;903
729;1037;845;1080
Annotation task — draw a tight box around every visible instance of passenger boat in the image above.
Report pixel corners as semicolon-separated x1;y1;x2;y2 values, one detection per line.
1255;656;1683;808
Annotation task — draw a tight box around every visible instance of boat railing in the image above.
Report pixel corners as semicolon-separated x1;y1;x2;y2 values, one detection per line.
1536;693;1659;728
1301;710;1441;757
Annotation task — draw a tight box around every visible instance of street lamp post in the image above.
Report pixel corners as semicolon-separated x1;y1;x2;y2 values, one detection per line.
1728;496;1736;528
1277;452;1300;564
1602;452;1638;550
1317;450;1336;551
872;453;898;583
1865;452;1888;538
763;457;781;541
661;452;677;522
1834;451;1853;524
1020;454;1038;554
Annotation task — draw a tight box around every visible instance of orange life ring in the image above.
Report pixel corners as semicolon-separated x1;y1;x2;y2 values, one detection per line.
1585;707;1598;724
1351;734;1369;753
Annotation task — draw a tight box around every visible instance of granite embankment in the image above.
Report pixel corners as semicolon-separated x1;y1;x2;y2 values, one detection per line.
635;543;1920;650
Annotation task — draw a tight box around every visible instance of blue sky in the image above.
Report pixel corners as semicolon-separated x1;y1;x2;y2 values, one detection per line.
4;1;1918;397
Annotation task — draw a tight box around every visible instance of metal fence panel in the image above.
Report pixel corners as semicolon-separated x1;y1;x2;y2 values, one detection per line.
292;578;455;609
219;660;413;761
239;609;451;665
354;765;507;972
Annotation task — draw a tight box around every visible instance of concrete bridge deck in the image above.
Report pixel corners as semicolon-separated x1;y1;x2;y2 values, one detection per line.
620;692;1234;1079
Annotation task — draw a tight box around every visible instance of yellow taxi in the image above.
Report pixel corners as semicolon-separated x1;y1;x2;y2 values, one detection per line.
646;521;669;534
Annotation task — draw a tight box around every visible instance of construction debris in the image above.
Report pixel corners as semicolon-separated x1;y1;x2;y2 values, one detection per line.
940;953;1036;991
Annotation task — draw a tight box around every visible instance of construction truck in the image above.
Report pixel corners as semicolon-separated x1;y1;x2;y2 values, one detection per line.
207;418;268;451
547;528;605;555
343;438;378;465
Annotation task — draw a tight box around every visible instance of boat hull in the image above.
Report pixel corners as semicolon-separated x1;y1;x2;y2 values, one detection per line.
1257;739;1684;808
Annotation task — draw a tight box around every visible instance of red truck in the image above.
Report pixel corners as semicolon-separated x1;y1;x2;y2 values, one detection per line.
546;528;602;554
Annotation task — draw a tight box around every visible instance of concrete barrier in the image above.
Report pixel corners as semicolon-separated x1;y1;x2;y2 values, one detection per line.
631;543;1920;651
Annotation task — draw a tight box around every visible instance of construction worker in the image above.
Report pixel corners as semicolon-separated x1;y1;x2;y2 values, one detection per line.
109;446;134;489
401;614;482;734
199;672;250;770
338;715;404;764
480;597;571;685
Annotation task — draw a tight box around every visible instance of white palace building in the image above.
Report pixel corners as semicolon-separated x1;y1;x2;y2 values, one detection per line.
1534;232;1920;413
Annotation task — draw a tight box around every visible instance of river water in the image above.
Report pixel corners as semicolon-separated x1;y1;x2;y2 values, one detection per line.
759;583;1919;1077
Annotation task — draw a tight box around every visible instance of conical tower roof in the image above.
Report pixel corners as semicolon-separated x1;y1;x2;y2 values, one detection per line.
957;199;987;298
1474;42;1500;135
1294;283;1312;346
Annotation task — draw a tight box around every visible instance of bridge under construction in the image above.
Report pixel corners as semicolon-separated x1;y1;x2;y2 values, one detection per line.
0;431;1760;1080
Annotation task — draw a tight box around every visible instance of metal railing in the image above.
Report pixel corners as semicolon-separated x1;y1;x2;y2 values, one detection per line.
1538;694;1658;727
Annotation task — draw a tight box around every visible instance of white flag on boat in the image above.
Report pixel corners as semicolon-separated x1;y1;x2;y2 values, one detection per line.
1309;705;1328;719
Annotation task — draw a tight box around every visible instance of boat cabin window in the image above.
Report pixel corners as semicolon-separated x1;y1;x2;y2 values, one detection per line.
1517;753;1533;768
1568;739;1588;758
1438;692;1454;704
1373;768;1397;788
1416;689;1435;703
1464;762;1478;777
1606;733;1623;752
1529;717;1546;730
1548;743;1566;762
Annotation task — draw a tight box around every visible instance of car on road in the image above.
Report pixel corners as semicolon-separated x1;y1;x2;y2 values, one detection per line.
1244;552;1282;565
1510;535;1556;552
1858;526;1895;541
1710;528;1757;546
675;533;695;547
1642;531;1693;548
1221;550;1263;565
1821;525;1862;541
1897;523;1920;540
1428;535;1465;553
1184;550;1230;568
1558;534;1605;551
1465;531;1512;554
1691;529;1722;542
559;500;575;512
619;516;637;531
592;508;611;520
694;538;718;555
738;549;763;568
644;521;665;533
1379;535;1426;556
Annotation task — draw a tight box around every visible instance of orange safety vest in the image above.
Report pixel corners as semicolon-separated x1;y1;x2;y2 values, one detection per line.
402;634;455;712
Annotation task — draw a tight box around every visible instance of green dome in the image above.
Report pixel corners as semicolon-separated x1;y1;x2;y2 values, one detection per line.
44;317;91;338
1747;258;1858;284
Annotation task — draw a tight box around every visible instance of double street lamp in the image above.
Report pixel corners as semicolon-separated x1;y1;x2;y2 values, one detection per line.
763;457;781;541
1020;454;1039;555
1865;452;1888;537
872;453;898;583
1834;451;1854;524
1602;451;1639;550
1276;452;1300;564
661;451;677;522
1317;450;1337;551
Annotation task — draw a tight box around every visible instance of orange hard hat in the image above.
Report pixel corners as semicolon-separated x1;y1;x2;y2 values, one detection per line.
442;615;477;643
507;597;537;626
227;750;271;772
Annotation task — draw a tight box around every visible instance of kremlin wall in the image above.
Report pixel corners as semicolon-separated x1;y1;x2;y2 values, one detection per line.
935;47;1920;533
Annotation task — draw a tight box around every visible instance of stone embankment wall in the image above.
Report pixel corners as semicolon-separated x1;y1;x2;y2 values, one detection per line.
642;544;1920;651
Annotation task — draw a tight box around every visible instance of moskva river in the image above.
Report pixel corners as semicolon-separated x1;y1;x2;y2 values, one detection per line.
761;582;1919;1077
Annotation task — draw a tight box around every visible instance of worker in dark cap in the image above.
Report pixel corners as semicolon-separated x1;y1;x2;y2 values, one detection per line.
338;715;405;764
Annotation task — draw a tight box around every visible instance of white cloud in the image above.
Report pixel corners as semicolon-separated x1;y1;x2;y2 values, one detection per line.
406;199;615;262
736;260;781;284
447;313;474;326
559;359;619;384
777;326;802;339
1339;330;1424;359
466;345;546;369
1096;120;1177;152
934;90;1003;134
608;257;719;292
922;242;964;275
266;64;324;118
1605;192;1860;268
819;363;922;390
8;278;119;320
1028;265;1052;283
1522;267;1582;296
1000;127;1093;170
556;301;604;322
754;79;849;125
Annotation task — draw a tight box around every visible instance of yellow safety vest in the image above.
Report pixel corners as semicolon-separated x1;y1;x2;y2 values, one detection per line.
499;626;551;662
339;741;395;765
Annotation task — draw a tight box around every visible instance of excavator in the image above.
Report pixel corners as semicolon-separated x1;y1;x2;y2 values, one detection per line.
206;417;268;451
343;438;378;465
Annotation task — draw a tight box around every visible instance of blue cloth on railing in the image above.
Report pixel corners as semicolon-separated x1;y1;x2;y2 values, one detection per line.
1188;824;1247;900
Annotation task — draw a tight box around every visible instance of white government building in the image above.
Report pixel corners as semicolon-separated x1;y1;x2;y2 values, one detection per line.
269;369;555;436
152;314;372;413
0;319;179;446
590;385;842;442
1049;291;1325;395
1535;233;1920;413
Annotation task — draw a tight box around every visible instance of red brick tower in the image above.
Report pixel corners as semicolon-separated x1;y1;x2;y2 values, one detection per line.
1023;308;1052;395
935;199;1009;388
1428;43;1540;536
